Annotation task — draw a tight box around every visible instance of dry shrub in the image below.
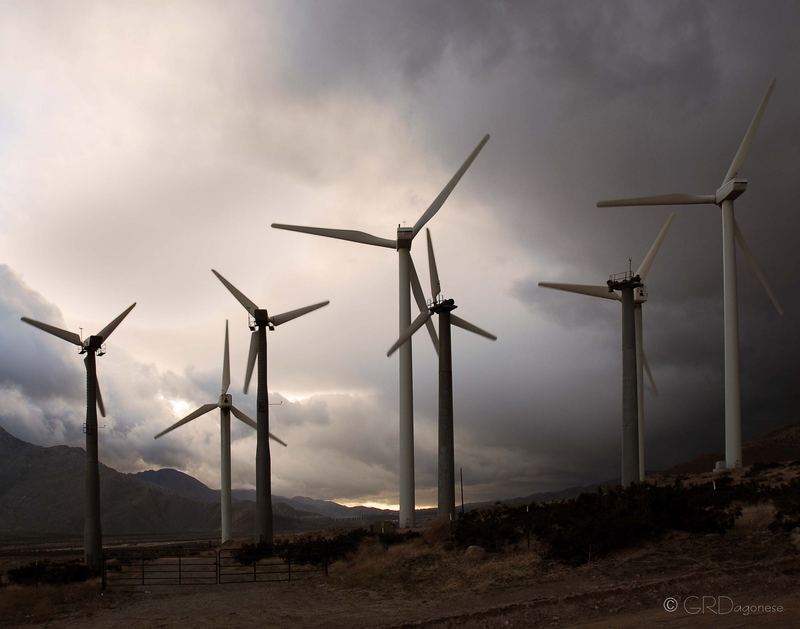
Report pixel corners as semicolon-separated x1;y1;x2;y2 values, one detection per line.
438;548;544;593
422;516;453;545
333;535;452;592
0;580;100;623
735;502;776;532
333;527;545;595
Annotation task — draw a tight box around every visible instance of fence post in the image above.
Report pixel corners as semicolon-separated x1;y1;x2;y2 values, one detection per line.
178;546;182;585
216;550;220;585
141;551;145;586
101;550;106;590
323;540;329;577
253;556;257;583
288;545;291;582
526;504;531;550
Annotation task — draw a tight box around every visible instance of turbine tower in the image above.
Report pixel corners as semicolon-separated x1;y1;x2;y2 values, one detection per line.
597;80;783;470
539;215;673;485
21;303;136;573
153;321;287;544
271;134;489;527
212;270;328;544
387;229;496;520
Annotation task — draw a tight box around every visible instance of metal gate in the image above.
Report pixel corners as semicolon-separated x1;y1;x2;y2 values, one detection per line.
103;546;326;588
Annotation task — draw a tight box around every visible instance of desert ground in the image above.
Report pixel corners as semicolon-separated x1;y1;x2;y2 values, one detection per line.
2;463;800;628
1;517;798;628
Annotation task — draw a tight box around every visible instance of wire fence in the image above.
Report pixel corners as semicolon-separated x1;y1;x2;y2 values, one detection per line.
102;545;327;589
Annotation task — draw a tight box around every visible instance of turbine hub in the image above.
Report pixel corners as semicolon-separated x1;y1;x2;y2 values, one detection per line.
715;178;747;204
219;394;232;408
634;286;648;303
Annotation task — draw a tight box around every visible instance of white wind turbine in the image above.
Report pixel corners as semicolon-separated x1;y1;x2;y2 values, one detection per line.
539;215;674;484
272;134;489;527
212;269;328;544
597;81;783;470
153;321;287;544
387;229;496;520
21;303;136;573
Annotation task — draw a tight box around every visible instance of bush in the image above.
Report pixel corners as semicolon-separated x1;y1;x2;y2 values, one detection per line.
769;479;800;531
744;462;782;477
377;530;420;548
232;529;372;567
452;481;742;565
7;561;93;586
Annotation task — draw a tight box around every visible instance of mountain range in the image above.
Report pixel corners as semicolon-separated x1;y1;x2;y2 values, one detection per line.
1;422;798;541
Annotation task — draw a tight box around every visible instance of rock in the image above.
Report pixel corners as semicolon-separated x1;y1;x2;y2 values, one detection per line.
464;545;486;561
791;527;800;551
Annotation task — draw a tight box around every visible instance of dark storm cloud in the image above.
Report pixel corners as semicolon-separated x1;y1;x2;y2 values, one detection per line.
0;265;83;402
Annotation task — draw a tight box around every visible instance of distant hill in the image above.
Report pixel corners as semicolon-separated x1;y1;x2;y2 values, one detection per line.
133;468;219;503
668;423;800;474
0;425;330;539
130;469;390;519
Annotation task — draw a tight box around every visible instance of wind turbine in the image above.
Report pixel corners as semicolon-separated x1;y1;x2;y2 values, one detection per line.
539;215;673;485
153;321;287;544
387;229;496;520
271;134;489;527
212;269;328;544
597;80;783;470
21;303;136;573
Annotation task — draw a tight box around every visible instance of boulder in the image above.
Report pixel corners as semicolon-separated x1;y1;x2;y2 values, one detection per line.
464;545;486;561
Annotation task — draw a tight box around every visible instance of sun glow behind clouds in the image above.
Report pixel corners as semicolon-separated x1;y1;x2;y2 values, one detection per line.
161;395;190;417
280;389;375;403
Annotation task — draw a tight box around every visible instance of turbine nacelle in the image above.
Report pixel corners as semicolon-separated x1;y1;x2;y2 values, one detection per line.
250;309;272;330
81;335;105;353
429;296;457;313
715;178;748;204
396;226;414;250
634;285;648;304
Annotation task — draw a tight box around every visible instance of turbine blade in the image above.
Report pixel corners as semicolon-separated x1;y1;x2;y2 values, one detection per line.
409;256;439;354
426;228;441;297
231;405;288;447
230;404;257;430
96;303;136;342
95;373;106;418
271;224;396;249
450;314;497;341
243;331;258;395
723;79;776;185
636;214;675;280
642;351;658;396
538;282;620;301
270;301;329;327
20;317;82;346
412;134;490;237
269;432;288;447
153;403;217;439
597;194;715;208
734;220;784;316
211;270;258;316
222;320;230;394
387;311;432;357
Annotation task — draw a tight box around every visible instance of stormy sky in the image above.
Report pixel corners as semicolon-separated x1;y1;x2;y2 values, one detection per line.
1;1;799;508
